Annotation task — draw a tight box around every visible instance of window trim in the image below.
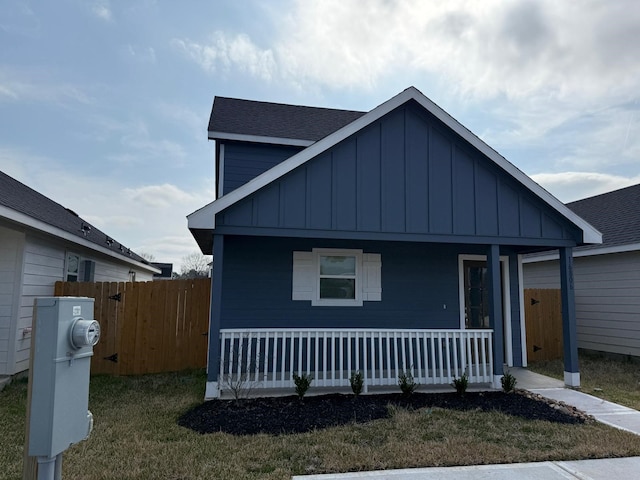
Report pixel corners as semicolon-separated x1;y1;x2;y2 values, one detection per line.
66;252;80;282
312;248;363;307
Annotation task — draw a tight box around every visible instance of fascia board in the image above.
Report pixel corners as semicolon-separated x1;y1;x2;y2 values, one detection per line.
523;242;640;263
195;86;602;245
208;131;314;147
0;205;160;274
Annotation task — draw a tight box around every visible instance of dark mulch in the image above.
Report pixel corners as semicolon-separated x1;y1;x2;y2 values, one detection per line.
178;390;591;436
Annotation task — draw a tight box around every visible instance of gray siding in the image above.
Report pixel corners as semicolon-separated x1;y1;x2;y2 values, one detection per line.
0;226;23;375
523;251;640;357
218;104;580;246
12;233;153;374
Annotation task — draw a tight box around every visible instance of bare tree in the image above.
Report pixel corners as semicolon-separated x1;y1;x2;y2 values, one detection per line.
179;252;211;278
138;251;156;262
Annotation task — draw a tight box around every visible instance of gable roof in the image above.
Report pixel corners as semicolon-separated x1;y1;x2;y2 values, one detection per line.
0;170;158;272
567;183;640;253
190;87;602;246
208;96;366;146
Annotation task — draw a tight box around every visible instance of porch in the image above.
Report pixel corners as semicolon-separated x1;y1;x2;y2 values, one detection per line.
215;328;494;398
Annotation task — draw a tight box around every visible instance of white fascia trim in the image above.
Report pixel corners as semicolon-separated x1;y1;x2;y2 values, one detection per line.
522;242;640;263
195;86;602;245
208;131;314;147
217;143;225;200
0;206;160;274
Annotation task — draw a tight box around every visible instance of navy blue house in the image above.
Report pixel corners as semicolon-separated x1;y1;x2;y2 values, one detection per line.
188;87;601;399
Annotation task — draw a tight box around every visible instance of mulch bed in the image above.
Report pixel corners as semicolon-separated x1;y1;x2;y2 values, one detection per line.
178;390;593;436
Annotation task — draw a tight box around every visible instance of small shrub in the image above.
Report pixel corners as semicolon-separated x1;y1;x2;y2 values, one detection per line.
501;369;517;393
350;371;364;396
451;372;469;396
398;370;417;395
292;373;313;399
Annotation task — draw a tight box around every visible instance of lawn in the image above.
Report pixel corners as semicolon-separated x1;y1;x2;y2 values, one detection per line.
2;362;640;480
528;351;640;411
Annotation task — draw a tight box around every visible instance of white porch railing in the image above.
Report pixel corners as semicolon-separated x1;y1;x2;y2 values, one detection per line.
219;328;493;393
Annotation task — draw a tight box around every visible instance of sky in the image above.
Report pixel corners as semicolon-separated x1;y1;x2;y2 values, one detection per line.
1;1;639;271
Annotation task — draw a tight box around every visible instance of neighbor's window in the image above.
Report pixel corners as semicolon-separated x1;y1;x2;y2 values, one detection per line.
66;253;80;282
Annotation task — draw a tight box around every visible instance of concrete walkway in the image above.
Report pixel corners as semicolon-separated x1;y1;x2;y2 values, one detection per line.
293;369;640;480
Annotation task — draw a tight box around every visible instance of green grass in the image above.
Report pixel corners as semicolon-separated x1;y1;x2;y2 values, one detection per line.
529;351;640;410
3;365;640;479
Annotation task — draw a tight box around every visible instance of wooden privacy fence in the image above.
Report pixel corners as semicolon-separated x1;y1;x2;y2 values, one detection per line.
54;278;211;375
524;288;563;361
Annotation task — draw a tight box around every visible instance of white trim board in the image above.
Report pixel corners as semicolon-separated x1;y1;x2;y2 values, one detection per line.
208;131;314;147
523;242;640;263
188;86;602;246
0;206;159;274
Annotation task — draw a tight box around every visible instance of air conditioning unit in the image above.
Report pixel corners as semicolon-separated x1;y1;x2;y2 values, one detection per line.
80;260;96;282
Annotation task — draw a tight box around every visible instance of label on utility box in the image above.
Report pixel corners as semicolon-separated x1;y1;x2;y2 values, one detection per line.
73;306;82;316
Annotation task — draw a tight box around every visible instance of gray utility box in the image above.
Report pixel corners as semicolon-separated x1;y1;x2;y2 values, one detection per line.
28;297;100;458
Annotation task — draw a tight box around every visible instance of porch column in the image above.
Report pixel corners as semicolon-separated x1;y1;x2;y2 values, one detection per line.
560;246;580;387
205;233;224;399
487;244;504;388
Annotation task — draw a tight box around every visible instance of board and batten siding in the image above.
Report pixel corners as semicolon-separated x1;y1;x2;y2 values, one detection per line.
217;103;580;247
523;251;640;357
0;226;24;375
223;143;303;196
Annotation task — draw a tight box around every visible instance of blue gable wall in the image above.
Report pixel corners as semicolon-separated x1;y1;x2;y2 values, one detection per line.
223;143;303;195
217;102;580;246
222;235;486;330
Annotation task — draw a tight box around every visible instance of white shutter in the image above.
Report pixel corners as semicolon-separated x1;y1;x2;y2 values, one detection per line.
292;251;314;301
362;253;382;301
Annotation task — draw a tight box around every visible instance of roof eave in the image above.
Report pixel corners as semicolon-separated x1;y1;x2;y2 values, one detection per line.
208;131;314;147
1;205;160;274
194;86;604;244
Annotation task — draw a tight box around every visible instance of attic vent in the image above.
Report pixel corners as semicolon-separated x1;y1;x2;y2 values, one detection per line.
65;207;79;216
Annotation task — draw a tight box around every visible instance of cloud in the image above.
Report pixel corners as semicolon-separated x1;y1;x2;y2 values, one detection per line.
172;32;277;81
124;184;199;208
172;1;640;158
173;1;640;101
91;1;112;22
532;171;640;203
0;67;93;106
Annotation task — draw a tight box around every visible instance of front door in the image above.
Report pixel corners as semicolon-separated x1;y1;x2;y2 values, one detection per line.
461;257;511;365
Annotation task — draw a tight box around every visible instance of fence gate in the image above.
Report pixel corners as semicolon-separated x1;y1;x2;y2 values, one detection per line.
54;279;211;375
524;288;563;362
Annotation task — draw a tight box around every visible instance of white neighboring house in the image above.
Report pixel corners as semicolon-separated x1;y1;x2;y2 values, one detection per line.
0;171;159;376
523;183;640;358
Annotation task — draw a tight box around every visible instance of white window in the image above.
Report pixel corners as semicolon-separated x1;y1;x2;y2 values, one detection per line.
292;248;382;306
66;253;80;282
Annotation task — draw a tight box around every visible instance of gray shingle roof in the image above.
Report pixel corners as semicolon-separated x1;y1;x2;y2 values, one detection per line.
568;183;640;251
0;170;148;264
208;96;366;142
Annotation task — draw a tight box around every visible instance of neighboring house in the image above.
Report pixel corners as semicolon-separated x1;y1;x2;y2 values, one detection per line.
0;171;159;376
151;262;174;279
524;183;640;358
188;87;601;399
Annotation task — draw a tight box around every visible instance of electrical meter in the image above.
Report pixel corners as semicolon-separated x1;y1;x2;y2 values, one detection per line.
70;318;101;349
